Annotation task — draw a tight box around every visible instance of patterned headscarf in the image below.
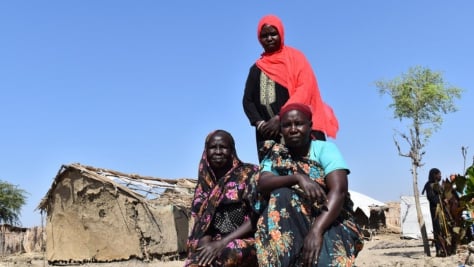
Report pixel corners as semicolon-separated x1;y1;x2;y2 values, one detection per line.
187;130;258;254
191;130;241;217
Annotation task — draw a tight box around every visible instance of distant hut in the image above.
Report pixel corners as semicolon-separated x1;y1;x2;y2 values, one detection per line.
37;163;196;264
384;201;401;233
0;224;44;255
349;190;389;238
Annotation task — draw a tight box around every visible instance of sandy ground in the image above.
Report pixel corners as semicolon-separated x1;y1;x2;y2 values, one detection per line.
1;233;472;267
354;232;470;267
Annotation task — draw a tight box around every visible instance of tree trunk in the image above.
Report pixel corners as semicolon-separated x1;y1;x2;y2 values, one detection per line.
413;164;431;256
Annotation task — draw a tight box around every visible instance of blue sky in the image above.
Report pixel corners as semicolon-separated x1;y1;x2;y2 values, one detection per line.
1;2;473;227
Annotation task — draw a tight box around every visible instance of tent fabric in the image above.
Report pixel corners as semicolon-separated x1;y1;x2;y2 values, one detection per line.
400;195;433;239
349;190;386;218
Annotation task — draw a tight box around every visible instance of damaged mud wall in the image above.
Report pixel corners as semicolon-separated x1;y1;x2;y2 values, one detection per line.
43;169;190;264
385;201;401;233
0;225;44;255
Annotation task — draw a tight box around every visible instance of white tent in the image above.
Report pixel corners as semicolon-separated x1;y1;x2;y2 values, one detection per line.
400;195;433;239
349;190;386;218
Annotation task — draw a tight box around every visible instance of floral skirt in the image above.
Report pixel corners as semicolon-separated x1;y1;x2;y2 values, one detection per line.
255;187;363;267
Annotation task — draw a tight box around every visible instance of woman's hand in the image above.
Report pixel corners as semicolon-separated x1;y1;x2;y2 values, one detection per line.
260;115;280;140
296;173;327;204
301;228;324;266
196;238;226;266
302;169;348;266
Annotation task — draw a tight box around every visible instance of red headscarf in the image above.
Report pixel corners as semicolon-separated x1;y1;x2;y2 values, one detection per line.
280;102;312;121
255;15;339;138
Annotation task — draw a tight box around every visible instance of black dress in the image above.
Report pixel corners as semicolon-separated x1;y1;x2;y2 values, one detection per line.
243;64;326;161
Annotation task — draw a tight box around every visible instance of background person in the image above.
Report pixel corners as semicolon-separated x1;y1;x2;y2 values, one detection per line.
247;103;363;266
422;168;456;257
242;14;339;161
185;130;258;267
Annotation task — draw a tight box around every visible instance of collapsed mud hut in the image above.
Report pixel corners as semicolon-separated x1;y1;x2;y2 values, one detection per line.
37;163;197;264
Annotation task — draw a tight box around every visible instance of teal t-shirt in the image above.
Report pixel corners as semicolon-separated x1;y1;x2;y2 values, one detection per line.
261;140;349;176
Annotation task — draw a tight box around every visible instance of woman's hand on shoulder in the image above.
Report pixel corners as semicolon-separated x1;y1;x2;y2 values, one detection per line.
295;173;327;204
260;116;280;140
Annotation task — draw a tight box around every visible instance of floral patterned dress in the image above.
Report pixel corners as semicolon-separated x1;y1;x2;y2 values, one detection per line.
248;141;364;267
185;146;258;267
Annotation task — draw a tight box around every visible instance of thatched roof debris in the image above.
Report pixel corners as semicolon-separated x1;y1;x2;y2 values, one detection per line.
37;163;197;212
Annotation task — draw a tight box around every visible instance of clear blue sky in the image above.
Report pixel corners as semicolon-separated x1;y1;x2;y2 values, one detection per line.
1;2;473;227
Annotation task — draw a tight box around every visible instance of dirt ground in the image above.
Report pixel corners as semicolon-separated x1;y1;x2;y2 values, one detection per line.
1;232;472;267
355;232;470;267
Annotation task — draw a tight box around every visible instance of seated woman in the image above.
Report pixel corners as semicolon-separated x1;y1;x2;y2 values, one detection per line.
185;130;258;267
249;103;363;267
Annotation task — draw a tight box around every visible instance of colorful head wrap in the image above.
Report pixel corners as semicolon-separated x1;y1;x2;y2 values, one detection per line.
187;130;258;260
280;102;312;121
191;129;242;215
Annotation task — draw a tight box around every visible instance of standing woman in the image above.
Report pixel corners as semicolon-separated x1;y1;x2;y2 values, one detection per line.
248;103;363;266
242;14;339;161
422;168;450;257
185;130;258;267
